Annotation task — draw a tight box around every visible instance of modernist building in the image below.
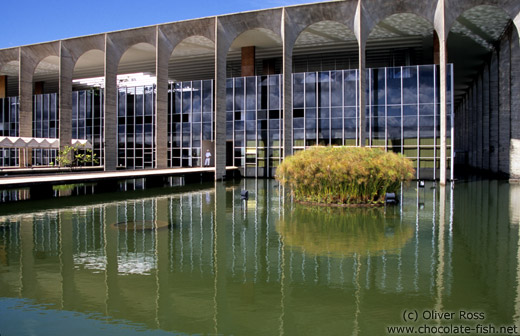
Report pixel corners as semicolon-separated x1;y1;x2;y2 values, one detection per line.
0;0;519;183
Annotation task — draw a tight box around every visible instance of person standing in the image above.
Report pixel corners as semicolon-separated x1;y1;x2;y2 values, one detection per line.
204;149;212;167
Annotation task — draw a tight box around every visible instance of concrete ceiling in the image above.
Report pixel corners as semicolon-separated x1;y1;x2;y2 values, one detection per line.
230;28;282;50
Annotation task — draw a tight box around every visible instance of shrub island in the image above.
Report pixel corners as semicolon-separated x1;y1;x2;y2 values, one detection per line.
276;146;415;206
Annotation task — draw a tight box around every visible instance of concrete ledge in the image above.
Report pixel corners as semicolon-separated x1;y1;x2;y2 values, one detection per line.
0;166;239;188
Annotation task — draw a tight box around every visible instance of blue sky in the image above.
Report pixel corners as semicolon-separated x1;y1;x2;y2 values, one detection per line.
0;0;326;49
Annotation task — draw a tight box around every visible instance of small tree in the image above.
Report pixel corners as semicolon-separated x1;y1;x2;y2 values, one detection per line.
52;144;99;169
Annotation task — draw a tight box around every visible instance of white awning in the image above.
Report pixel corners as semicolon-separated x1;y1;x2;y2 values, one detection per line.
0;137;92;149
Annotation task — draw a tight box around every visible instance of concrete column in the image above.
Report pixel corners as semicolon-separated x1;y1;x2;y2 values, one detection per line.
490;50;500;173
468;90;473;167
510;29;520;181
463;93;468;166
482;63;490;171
476;74;483;169
59;42;73;154
359;42;366;147
104;35;118;171
156;29;171;169
19;48;36;167
214;19;228;180
0;75;6;98
472;85;478;168
498;30;512;176
282;9;293;157
241;46;255;77
439;36;448;184
356;1;366;147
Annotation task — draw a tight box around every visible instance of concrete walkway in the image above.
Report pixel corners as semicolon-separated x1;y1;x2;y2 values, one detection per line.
0;167;239;188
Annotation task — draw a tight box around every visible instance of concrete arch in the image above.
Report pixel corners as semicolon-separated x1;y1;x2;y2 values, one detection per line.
72;49;105;79
118;42;157;76
21;42;60;80
156;20;216;170
446;2;520;177
292;20;358;72
284;2;357;52
33;55;59;77
444;0;520;34
170;35;215;57
159;18;215;59
33;55;60;94
168;35;215;81
361;0;436;41
0;60;19;77
106;26;156;69
366;12;435;40
226;27;282;77
293;20;357;46
0;48;19;75
217;9;283;57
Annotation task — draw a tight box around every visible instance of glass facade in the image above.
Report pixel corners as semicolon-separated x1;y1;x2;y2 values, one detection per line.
168;80;214;168
0;97;19;167
293;65;454;179
293;70;359;148
226;75;283;178
72;89;104;166
32;93;58;165
117;86;156;169
0;64;454;179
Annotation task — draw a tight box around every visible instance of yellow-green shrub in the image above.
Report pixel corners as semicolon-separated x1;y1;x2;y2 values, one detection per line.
276;146;414;204
276;204;413;257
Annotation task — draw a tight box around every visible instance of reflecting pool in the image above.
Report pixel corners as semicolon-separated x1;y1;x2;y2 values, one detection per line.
0;179;519;335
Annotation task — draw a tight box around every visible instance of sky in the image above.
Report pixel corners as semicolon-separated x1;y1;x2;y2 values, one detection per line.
0;0;327;49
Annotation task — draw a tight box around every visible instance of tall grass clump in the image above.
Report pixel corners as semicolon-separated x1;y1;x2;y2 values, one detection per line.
276;204;413;257
276;146;414;205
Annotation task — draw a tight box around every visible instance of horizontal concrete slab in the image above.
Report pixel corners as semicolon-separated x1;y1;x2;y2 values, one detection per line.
0;166;239;188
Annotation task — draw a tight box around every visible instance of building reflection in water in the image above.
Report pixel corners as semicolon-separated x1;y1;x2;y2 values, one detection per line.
0;180;519;335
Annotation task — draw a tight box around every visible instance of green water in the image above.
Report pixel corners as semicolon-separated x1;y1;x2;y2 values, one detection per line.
0;179;519;335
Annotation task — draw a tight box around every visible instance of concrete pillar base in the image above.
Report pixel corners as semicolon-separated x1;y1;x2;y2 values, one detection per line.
510;139;520;180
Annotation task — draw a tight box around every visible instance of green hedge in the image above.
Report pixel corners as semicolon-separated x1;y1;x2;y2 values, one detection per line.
276;146;414;205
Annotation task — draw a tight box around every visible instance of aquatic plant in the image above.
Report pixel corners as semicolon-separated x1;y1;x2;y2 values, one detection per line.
276;146;414;205
276;204;413;257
